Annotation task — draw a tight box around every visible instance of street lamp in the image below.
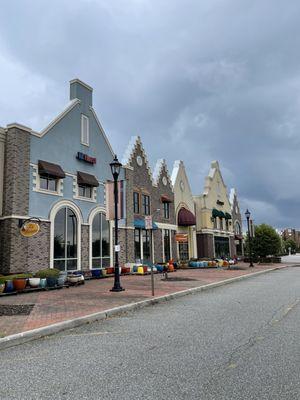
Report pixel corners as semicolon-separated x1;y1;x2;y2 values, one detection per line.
110;155;124;292
245;209;254;267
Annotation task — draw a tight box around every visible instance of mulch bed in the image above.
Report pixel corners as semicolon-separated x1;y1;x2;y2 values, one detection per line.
0;304;35;316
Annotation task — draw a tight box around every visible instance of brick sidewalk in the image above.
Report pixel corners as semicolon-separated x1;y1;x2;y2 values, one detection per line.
0;263;287;337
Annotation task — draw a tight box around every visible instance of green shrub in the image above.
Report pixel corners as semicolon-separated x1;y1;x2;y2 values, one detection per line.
34;269;60;279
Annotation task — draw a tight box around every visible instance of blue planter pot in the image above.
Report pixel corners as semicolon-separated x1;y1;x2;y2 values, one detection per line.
46;277;57;287
92;269;101;278
5;280;14;293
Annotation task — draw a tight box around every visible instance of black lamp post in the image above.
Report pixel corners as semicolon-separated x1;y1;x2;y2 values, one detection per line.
245;209;254;267
110;155;124;292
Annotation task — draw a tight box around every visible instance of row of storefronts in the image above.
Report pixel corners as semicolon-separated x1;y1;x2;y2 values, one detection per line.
0;79;244;274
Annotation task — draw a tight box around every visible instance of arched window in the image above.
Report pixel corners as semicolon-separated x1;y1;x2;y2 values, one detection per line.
235;221;241;235
53;207;78;271
92;212;110;268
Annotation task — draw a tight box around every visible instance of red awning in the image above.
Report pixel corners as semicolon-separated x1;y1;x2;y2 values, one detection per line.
178;207;196;226
161;195;172;203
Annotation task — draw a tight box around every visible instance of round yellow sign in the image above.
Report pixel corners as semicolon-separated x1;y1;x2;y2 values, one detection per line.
20;221;40;237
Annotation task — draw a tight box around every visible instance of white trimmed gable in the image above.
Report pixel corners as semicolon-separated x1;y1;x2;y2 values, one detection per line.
171;160;194;214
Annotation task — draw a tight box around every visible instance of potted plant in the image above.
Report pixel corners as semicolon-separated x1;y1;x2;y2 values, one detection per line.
29;277;41;288
35;269;60;288
12;273;32;291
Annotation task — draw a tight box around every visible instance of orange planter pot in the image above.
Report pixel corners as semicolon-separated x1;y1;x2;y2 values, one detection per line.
168;265;174;272
13;278;27;291
106;267;114;275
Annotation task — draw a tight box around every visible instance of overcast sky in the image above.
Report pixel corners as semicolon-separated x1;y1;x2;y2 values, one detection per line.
0;0;299;228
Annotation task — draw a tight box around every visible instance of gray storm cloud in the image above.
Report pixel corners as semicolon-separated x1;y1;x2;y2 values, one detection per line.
0;0;300;228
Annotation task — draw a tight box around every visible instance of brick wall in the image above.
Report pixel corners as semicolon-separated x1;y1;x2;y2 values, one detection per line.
0;126;31;274
123;141;177;263
2;126;30;216
197;233;214;258
81;225;89;270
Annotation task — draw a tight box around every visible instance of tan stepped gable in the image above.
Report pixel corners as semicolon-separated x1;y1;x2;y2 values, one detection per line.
193;161;235;259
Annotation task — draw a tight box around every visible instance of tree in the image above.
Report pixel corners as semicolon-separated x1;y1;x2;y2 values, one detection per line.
283;238;297;254
245;224;282;258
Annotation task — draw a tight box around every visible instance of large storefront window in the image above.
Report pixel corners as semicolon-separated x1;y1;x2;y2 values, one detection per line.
54;207;77;271
164;229;171;262
92;212;110;268
142;230;151;261
179;242;189;261
134;228;141;261
214;236;230;258
134;228;151;262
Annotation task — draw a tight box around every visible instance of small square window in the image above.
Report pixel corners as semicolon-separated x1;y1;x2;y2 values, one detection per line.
39;175;58;192
78;185;92;199
81;115;89;146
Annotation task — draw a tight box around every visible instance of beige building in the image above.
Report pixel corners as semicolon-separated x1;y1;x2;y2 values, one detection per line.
171;160;197;261
194;161;235;258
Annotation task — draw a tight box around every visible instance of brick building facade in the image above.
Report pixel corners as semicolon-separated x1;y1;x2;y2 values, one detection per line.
121;136;177;264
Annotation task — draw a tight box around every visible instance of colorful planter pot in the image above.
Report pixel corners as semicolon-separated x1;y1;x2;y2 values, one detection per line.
46;276;57;287
92;269;101;278
137;266;144;275
0;283;5;293
156;265;164;273
29;277;41;288
57;276;66;286
168;265;175;272
122;267;130;274
13;278;27;291
67;275;80;284
40;278;47;288
101;269;107;277
106;267;114;275
132;265;138;273
5;280;14;293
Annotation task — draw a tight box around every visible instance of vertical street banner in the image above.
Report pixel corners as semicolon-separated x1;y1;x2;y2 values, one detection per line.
105;180;125;220
145;215;153;230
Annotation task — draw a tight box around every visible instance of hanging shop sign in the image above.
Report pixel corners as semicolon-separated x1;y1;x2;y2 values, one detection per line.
76;152;96;164
145;216;153;230
175;233;188;243
20;218;40;237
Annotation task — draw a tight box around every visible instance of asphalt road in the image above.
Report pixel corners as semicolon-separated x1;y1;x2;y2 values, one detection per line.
1;267;300;400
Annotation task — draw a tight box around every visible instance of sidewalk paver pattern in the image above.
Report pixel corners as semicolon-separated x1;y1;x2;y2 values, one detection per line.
0;264;286;337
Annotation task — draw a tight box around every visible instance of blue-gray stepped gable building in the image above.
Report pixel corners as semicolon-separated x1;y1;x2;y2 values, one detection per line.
0;79;124;274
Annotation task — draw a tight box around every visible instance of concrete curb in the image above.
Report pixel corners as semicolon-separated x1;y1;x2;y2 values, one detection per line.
0;265;289;350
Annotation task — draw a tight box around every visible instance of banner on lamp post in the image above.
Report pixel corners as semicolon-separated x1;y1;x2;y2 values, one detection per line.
145;216;153;230
105;180;124;221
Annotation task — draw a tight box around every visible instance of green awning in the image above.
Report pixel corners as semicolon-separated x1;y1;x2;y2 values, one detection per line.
212;208;219;218
218;211;226;219
225;212;232;220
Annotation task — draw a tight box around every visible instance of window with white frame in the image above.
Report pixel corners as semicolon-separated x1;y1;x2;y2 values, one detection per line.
81;114;89;146
78;185;92;199
39;175;58;192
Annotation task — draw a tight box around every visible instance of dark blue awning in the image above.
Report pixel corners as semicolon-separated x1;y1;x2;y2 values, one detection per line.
134;218;158;230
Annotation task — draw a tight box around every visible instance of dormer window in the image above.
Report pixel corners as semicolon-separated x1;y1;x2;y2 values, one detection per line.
81;114;89;146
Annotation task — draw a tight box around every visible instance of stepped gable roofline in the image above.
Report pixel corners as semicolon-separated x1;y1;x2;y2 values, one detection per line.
121;135;154;184
203;160;227;196
229;188;236;206
153;158;173;189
